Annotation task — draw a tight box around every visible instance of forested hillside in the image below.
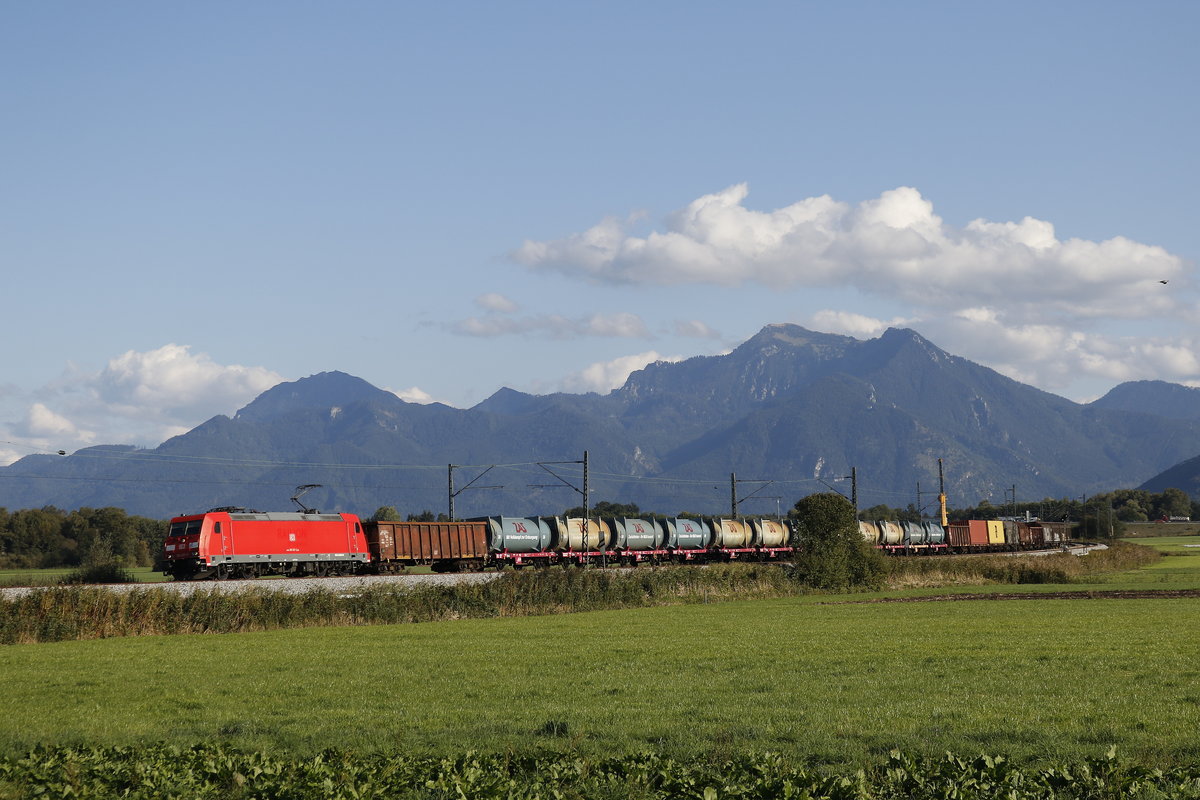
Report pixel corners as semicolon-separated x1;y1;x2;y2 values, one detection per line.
0;507;165;569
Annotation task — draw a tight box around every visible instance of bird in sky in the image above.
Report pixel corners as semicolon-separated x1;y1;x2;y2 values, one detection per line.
1160;280;1169;284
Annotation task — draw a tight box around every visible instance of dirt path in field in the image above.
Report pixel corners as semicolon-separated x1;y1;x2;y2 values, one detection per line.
827;588;1200;604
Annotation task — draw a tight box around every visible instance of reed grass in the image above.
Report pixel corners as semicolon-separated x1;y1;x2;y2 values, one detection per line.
884;541;1160;589
1;544;1172;645
0;564;813;644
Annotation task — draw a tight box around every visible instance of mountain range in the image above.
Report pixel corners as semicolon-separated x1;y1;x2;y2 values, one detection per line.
4;324;1200;520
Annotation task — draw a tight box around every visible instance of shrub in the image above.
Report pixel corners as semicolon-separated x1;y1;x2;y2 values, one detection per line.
789;492;888;591
58;561;136;586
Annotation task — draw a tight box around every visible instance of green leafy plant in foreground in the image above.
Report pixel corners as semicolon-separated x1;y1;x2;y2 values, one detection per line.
2;745;1199;799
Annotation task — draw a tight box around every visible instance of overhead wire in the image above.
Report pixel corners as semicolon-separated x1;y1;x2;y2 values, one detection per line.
3;439;915;507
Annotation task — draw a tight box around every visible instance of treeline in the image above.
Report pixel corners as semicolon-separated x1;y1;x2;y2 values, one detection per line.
861;487;1197;526
0;507;166;570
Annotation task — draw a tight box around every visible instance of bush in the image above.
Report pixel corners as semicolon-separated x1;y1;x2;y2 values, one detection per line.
58;561;137;586
789;492;888;591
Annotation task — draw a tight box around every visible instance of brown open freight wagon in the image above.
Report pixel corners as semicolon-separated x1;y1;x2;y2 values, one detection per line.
363;520;489;572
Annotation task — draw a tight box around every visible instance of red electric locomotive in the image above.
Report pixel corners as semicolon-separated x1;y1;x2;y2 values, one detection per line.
163;508;370;580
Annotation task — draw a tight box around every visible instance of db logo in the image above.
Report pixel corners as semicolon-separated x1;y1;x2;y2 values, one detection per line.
514;522;528;533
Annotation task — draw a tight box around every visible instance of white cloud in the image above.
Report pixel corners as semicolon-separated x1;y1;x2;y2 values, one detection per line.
17;403;88;439
809;310;915;339
514;185;1186;322
392;386;438;404
515;185;1200;400
475;292;519;313
0;444;23;466
1;345;283;464
674;320;721;339
561;351;684;394
93;344;282;421
452;312;651;339
915;312;1200;397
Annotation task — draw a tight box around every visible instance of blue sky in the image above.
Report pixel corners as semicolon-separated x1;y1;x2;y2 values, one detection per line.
2;1;1198;464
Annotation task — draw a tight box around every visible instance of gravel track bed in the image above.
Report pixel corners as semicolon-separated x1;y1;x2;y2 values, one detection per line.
0;571;504;600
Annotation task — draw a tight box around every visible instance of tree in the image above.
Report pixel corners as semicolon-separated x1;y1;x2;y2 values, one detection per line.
562;500;643;518
369;506;401;522
1116;501;1148;523
788;492;886;591
0;506;163;569
1155;488;1192;520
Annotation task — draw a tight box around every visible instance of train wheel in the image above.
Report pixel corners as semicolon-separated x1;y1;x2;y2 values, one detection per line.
214;564;231;580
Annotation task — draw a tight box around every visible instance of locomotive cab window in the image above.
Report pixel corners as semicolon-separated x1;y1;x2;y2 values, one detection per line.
171;519;203;538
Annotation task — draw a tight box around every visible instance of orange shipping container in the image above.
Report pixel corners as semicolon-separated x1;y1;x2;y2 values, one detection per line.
967;520;990;547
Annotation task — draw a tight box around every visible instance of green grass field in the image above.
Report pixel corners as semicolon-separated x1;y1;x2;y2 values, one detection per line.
2;535;1198;773
0;566;169;587
2;592;1197;766
1088;535;1200;589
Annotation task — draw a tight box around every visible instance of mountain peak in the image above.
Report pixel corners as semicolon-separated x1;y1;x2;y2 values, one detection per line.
473;386;541;415
1092;380;1200;421
741;323;855;351
233;371;394;423
870;326;952;363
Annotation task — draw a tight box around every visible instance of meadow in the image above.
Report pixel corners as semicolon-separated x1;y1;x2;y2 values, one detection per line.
0;566;168;587
1088;534;1200;588
1;572;1197;766
2;536;1198;797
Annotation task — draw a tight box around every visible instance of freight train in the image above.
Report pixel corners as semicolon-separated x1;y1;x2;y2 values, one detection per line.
161;508;1074;580
858;519;1071;553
